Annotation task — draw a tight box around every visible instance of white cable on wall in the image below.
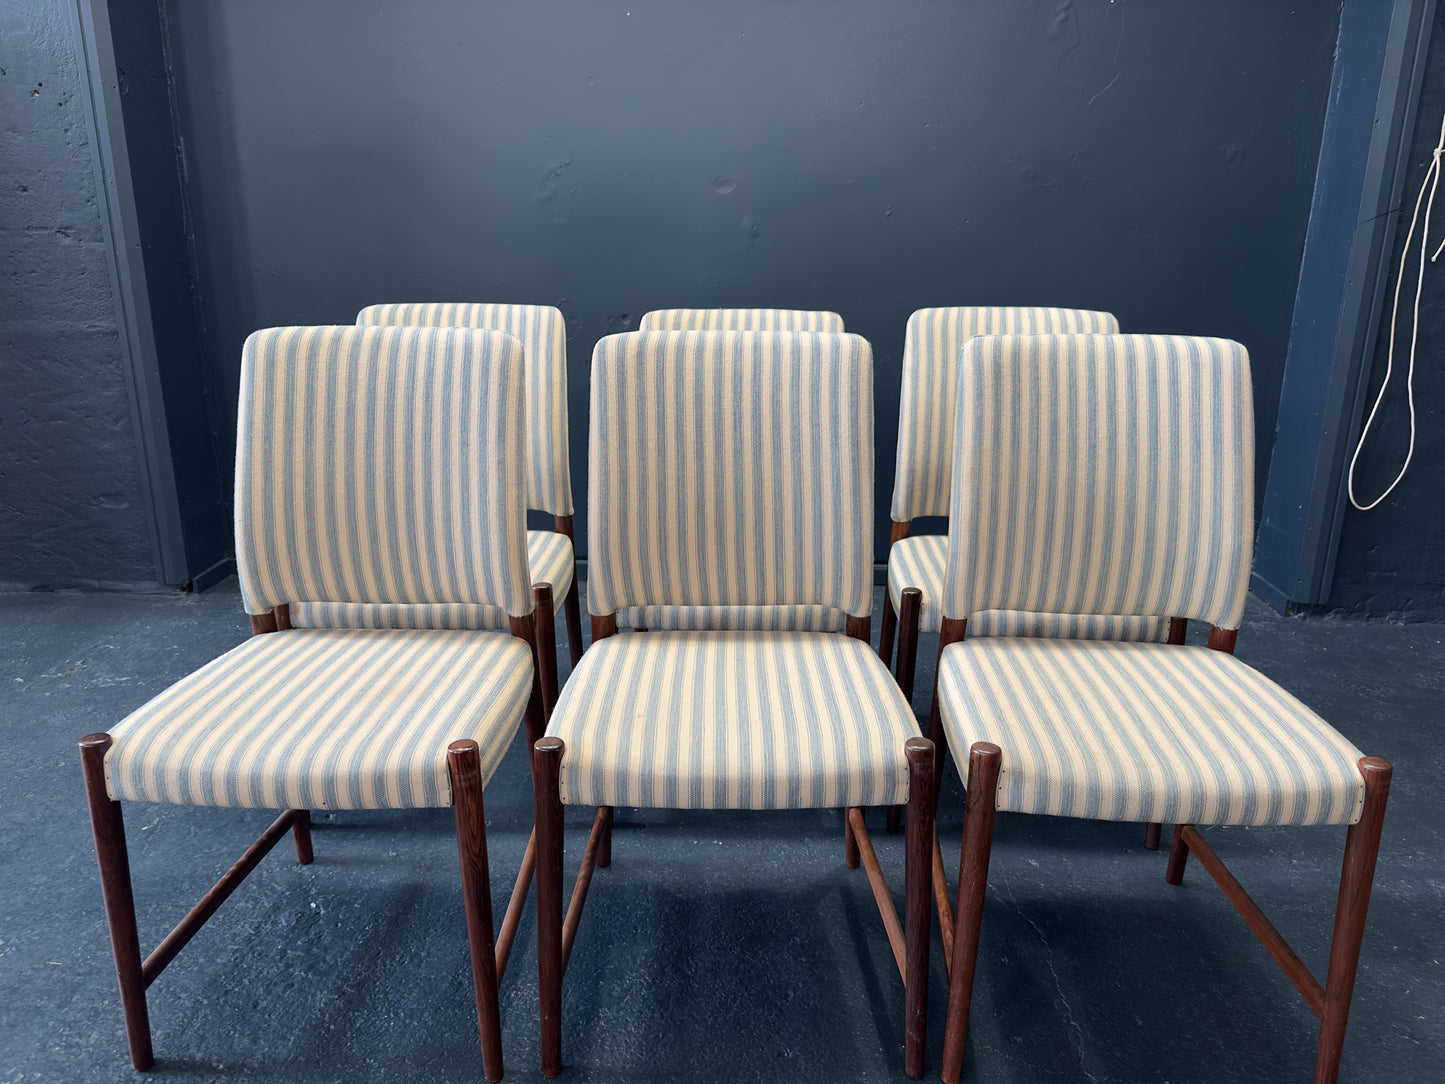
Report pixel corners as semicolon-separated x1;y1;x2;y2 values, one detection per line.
1347;108;1445;511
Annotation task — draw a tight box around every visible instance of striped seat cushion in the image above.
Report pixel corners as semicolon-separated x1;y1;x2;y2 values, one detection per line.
887;535;1166;640
937;638;1366;827
638;309;845;332
548;632;919;809
290;529;574;631
106;629;533;810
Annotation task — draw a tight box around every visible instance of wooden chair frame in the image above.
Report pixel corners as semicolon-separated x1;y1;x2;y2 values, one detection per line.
82;584;563;1081
926;616;1393;1084
552;515;586;668
533;612;939;1079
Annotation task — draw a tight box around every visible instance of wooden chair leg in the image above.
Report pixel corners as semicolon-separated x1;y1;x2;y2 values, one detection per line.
1143;822;1162;851
535;737;566;1079
1314;757;1393;1084
597;806;614;868
556;516;585;668
886;806;903;834
897;588;922;703
844;809;861;867
80;733;154;1071
448;740;504;1083
904;738;936;1079
1165;824;1191;885
291;809;314;864
879;591;898;669
940;742;1001;1084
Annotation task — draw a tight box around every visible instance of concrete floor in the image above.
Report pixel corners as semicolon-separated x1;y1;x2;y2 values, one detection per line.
1;582;1442;1083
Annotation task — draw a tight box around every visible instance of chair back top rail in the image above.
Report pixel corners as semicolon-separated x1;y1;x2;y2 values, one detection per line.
639;308;845;333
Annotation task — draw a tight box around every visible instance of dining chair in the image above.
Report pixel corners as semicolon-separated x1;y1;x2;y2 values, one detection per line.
931;332;1392;1084
79;325;558;1082
286;303;584;667
638;307;845;332
532;329;936;1078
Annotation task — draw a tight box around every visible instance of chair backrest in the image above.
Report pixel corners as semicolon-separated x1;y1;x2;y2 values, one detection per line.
638;309;845;333
891;306;1118;520
235;325;533;619
587;330;874;624
942;333;1254;631
357;303;573;517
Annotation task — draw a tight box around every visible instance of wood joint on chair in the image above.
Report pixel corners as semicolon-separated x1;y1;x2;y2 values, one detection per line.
1175;825;1324;1015
846;614;871;642
591;613;618;641
1206;626;1238;654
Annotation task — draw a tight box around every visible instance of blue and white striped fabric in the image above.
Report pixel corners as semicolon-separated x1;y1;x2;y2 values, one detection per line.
937;638;1366;826
106;629;534;809
548;631;918;808
887;535;1167;640
291;529;573;631
615;604;845;632
943;334;1253;631
638;309;845;332
357;303;573;516
235;326;533;620
587;331;874;626
891;307;1118;521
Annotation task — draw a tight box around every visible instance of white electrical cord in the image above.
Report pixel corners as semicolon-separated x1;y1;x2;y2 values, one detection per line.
1347;108;1445;511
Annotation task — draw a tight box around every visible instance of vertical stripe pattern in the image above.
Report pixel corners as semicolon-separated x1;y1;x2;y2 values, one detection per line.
891;306;1118;520
357;302;574;516
106;629;534;809
290;529;573;631
548;631;917;809
937;638;1366;826
943;334;1253;630
587;331;874;621
234;326;532;619
887;535;1167;640
638;309;845;332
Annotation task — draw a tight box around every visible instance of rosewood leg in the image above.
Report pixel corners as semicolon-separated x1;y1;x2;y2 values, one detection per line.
897;588;922;705
80;733;154;1071
844;808;861;868
886;807;903;835
940;742;1001;1084
903;737;937;1079
535;737;566;1078
1143;822;1162;851
448;740;503;1083
880;591;898;669
1314;757;1393;1084
556;516;584;668
291;809;314;864
1165;824;1191;885
597;806;614;869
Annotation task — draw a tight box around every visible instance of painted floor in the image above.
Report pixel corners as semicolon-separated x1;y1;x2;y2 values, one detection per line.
1;583;1441;1083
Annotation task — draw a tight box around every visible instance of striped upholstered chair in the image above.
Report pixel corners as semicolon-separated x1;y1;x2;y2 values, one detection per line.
79;326;557;1082
532;330;937;1078
638;307;845;332
883;307;1169;702
286;303;585;667
933;333;1392;1084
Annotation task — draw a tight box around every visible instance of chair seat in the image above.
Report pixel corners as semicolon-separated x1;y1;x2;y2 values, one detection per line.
289;529;573;630
937;638;1366;827
887;535;1167;640
548;631;919;809
106;629;533;810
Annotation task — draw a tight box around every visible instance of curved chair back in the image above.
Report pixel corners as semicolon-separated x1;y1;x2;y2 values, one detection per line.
639;308;844;332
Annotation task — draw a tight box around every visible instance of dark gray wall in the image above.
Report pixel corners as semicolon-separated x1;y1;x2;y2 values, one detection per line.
1330;2;1445;617
167;0;1340;559
0;0;154;587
